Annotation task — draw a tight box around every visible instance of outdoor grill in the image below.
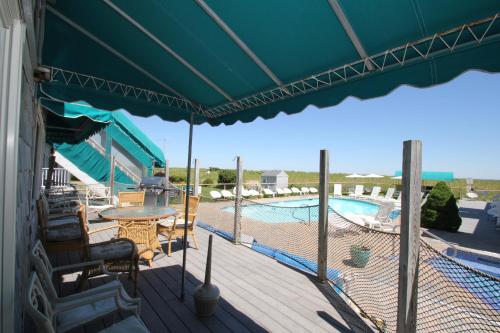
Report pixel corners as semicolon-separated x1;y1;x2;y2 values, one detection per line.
139;176;168;206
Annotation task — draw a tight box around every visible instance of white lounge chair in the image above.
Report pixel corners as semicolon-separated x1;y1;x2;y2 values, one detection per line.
383;187;395;200
333;184;342;197
276;188;285;196
363;186;381;199
309;187;318;194
291;187;302;195
283;188;292;195
221;190;234;199
301;187;310;194
263;188;275;197
349;185;364;197
248;189;260;197
210;190;222;200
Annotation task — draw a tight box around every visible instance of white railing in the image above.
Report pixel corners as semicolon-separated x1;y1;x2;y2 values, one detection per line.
41;167;70;187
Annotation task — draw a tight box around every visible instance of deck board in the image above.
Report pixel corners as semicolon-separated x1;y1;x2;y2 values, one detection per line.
53;222;373;333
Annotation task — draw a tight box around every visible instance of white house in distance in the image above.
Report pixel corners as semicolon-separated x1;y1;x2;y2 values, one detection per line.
261;170;288;191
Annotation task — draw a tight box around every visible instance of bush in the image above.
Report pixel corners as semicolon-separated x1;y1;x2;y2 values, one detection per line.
169;175;185;183
421;182;462;232
208;167;220;172
202;178;215;185
217;169;236;185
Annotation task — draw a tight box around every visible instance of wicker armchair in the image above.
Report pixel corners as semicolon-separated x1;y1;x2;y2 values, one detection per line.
36;198;85;253
79;205;140;295
157;196;200;255
118;191;145;207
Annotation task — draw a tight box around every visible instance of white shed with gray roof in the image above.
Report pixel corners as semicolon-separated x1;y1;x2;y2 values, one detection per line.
261;170;288;191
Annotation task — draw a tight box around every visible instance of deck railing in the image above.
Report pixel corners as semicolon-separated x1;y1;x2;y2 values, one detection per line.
41;167;70;187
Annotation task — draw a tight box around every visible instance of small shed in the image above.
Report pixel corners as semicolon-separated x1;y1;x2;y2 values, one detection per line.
261;170;288;191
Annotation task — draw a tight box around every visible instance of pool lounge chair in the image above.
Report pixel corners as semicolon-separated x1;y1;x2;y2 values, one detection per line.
263;188;276;197
276;188;285;196
349;185;364;197
221;190;234;199
301;187;310;194
283;188;293;195
248;189;260;197
383;187;395;200
291;187;302;195
362;186;381;199
309;187;318;194
333;184;342;197
210;190;222;200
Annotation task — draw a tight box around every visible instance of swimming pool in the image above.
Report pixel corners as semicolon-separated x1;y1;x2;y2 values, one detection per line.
223;197;379;224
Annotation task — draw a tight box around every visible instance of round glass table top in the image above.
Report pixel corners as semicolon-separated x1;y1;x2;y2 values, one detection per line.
99;206;177;221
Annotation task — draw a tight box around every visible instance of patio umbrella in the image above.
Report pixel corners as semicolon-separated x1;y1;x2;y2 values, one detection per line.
346;173;363;178
364;173;384;178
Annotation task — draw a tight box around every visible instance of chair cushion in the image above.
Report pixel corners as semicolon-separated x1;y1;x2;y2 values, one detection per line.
46;227;82;241
98;315;149;333
90;241;134;261
56;295;118;332
48;216;79;227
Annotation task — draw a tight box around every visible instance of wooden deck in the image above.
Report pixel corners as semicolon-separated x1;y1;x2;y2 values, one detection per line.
53;223;374;333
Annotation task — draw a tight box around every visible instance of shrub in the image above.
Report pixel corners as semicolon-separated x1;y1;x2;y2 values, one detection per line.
169;175;185;183
202;178;215;185
218;169;236;185
154;171;165;177
209;167;220;172
421;182;462;232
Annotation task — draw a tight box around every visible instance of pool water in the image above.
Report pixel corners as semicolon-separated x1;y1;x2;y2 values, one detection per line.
223;197;379;224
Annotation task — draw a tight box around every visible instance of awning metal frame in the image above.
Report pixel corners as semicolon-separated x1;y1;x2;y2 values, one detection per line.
43;13;499;120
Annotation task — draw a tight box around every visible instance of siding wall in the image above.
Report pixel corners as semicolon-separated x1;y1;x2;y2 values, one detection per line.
15;66;44;332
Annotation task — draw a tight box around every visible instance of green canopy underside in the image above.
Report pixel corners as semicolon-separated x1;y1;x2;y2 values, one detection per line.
43;99;111;144
41;1;500;126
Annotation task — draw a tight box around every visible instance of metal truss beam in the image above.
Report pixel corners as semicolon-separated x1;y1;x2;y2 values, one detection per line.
207;14;499;118
44;66;208;116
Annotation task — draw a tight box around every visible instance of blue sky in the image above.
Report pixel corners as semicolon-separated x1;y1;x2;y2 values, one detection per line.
126;71;500;179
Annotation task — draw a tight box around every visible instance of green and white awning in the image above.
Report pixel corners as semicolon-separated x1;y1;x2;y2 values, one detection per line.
40;1;500;125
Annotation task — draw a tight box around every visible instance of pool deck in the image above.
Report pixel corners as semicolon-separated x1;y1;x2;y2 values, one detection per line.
422;200;500;255
52;220;374;333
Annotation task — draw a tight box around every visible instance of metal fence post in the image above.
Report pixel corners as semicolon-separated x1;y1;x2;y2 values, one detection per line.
397;140;422;332
165;160;170;207
318;149;329;282
193;158;200;196
109;155;115;204
234;156;243;244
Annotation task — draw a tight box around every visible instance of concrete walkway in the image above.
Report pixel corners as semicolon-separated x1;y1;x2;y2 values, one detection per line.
423;200;500;254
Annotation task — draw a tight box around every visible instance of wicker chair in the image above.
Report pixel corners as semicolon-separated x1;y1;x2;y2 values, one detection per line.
79;205;140;295
36;198;85;253
157;196;200;255
118;191;145;207
25;271;146;333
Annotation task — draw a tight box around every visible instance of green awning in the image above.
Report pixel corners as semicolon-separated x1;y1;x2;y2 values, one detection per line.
43;100;166;167
40;1;500;125
394;171;454;181
43;99;111;144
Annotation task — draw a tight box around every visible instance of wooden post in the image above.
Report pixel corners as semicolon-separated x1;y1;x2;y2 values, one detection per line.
233;156;243;244
109;155;115;204
193;158;200;197
165;160;170;207
397;140;422;333
45;147;56;190
317;149;329;282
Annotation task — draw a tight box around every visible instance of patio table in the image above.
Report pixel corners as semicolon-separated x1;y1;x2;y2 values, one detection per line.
99;206;177;266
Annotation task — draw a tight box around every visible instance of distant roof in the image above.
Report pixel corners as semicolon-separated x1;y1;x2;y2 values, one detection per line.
394;171;454;181
261;170;288;177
